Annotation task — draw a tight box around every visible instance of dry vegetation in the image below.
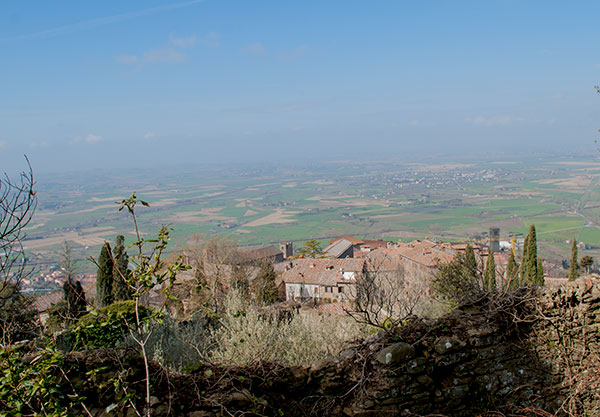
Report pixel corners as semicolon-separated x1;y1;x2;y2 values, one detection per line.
207;289;371;366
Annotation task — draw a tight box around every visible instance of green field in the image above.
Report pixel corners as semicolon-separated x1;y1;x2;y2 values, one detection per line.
24;155;600;273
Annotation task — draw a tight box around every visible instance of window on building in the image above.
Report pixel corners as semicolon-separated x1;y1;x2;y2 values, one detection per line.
338;286;344;293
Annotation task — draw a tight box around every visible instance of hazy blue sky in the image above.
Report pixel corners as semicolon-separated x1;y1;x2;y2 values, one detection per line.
1;1;599;173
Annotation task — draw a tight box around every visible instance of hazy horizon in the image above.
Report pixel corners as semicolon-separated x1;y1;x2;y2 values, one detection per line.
1;1;599;173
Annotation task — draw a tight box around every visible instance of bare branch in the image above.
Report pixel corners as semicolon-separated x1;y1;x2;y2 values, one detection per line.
345;254;431;330
0;156;37;303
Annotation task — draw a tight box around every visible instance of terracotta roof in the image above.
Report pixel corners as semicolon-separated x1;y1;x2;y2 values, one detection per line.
360;240;392;249
240;245;282;263
281;258;365;286
450;242;488;254
315;301;351;315
33;291;63;313
367;240;455;269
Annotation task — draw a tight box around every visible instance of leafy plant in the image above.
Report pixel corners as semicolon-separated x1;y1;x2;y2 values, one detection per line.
0;344;78;416
91;193;190;416
72;301;152;348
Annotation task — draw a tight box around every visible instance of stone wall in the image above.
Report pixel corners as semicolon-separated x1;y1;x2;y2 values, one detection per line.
62;279;600;416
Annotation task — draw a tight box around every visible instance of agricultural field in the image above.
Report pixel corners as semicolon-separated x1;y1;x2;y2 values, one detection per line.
22;154;600;276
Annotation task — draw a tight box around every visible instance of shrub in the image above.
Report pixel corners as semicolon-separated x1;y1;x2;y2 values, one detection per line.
209;289;370;366
433;252;482;305
136;314;212;371
0;344;77;416
72;301;152;348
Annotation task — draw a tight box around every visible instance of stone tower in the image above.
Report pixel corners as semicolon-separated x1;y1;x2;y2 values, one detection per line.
489;227;500;253
280;242;293;259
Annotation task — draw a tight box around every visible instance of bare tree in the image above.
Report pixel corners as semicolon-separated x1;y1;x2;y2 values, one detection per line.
0;157;36;305
345;255;432;329
60;240;87;320
0;157;38;345
60;240;76;280
187;235;243;313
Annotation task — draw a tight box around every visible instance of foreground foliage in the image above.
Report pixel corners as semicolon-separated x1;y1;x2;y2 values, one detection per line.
0;344;77;417
5;282;595;417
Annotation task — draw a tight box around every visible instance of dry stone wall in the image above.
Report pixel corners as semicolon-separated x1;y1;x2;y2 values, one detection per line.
67;279;600;416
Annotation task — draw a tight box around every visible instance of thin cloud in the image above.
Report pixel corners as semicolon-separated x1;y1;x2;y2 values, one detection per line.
4;0;208;41
221;103;305;114
0;140;6;150
117;32;210;67
244;42;266;55
281;44;308;60
199;32;221;48
143;48;185;64
30;140;50;148
408;120;435;127
143;132;155;140
465;115;525;127
84;134;102;144
116;54;139;65
169;33;198;48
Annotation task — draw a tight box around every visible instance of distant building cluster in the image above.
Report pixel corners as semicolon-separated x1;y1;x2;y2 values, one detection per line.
30;227;566;319
21;267;96;294
278;237;504;304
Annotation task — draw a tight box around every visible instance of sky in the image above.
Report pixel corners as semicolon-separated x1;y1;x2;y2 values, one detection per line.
0;0;599;173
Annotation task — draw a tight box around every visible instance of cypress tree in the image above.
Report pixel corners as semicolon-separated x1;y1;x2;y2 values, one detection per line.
506;250;519;290
464;245;478;279
536;258;545;286
254;261;278;305
568;238;579;281
63;278;87;320
96;242;113;307
527;225;538;284
484;252;496;290
519;233;529;285
111;235;132;302
521;225;538;285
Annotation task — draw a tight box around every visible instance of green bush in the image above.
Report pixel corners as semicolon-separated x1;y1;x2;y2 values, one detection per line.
0;344;76;416
72;300;152;348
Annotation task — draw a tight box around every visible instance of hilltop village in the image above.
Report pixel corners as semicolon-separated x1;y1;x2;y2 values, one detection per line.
33;229;569;321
